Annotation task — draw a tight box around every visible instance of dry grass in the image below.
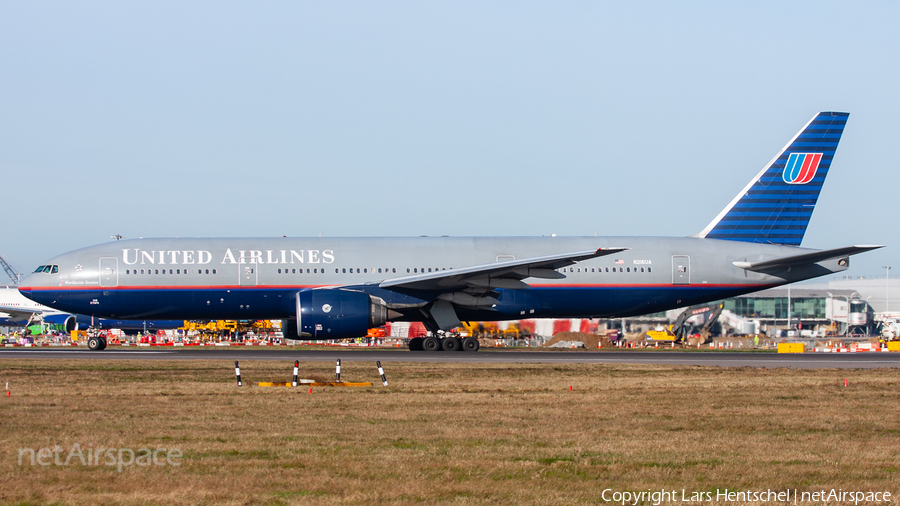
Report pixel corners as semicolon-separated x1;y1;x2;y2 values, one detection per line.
1;358;899;505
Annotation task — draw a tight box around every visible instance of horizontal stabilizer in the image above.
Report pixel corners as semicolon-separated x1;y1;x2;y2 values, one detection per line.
380;247;629;292
732;245;883;271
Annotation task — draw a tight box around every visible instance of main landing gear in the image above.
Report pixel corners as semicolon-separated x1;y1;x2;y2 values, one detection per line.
408;336;480;352
87;335;107;351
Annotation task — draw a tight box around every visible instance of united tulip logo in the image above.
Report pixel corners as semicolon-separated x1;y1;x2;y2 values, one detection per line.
782;153;822;184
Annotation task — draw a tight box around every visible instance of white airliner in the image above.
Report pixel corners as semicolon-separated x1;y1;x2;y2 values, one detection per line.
1;286;182;335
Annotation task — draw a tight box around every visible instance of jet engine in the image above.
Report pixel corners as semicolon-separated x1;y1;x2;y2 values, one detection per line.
284;289;389;340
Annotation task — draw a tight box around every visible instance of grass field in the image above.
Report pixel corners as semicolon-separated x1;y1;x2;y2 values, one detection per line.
1;358;899;505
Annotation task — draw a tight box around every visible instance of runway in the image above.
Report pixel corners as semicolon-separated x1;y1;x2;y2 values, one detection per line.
1;348;899;369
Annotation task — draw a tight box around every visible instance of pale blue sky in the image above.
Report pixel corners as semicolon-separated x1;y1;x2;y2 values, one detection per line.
2;1;898;281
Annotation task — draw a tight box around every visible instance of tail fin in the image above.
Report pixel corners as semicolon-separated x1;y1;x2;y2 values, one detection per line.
696;112;848;246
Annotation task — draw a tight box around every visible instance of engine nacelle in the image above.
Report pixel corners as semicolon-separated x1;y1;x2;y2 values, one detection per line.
284;289;388;340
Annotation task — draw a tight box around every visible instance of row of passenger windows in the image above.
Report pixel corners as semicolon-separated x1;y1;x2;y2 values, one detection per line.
562;267;651;273
278;268;328;274
123;265;650;276
126;269;217;275
277;268;437;274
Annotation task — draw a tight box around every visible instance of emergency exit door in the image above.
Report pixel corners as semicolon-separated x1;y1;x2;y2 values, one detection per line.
99;258;118;287
672;255;690;285
239;264;258;286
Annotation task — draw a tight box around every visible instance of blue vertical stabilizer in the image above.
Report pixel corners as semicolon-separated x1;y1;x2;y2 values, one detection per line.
697;112;848;246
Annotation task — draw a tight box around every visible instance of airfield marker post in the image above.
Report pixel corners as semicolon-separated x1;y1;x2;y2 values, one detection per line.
336;359;341;382
376;361;388;386
292;361;299;387
235;361;242;387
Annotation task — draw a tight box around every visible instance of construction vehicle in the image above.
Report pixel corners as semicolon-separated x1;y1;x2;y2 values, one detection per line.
181;320;279;341
647;302;724;345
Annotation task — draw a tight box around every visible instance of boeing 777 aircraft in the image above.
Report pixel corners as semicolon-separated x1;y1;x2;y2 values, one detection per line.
19;112;881;351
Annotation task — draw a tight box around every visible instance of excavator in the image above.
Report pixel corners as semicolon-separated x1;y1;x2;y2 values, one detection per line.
647;302;724;345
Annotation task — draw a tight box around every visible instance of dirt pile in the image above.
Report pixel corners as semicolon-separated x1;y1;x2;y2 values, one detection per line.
543;331;604;349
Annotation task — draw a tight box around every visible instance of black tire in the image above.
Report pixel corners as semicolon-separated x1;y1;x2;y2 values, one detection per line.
462;336;480;352
441;337;460;352
99;337;108;350
87;336;103;351
408;337;424;351
422;336;441;352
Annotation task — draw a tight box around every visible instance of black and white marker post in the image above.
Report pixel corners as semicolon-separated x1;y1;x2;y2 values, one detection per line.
292;360;299;387
335;359;341;382
234;361;242;387
376;361;388;386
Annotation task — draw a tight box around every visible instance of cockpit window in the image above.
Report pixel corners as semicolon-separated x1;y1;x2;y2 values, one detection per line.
41;266;52;273
34;265;46;273
51;265;58;274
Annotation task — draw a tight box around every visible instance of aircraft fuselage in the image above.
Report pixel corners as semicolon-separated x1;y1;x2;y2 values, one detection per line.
18;236;846;323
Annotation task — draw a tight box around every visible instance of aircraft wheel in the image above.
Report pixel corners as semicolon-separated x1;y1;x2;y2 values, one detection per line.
408;337;424;351
441;337;460;352
87;336;103;351
462;336;480;352
422;336;441;352
99;337;108;350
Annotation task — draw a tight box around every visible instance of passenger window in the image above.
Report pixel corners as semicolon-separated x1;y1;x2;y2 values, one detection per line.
213;269;217;274
198;269;202;274
141;269;145;274
648;267;652;273
378;268;382;273
393;268;396;273
342;268;346;273
335;269;339;274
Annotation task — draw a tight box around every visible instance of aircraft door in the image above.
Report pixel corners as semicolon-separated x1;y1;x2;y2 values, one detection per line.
99;258;118;287
239;264;258;286
672;255;690;285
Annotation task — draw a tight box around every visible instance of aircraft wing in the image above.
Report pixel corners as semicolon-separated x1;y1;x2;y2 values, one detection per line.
0;305;42;323
732;245;883;272
379;247;629;292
